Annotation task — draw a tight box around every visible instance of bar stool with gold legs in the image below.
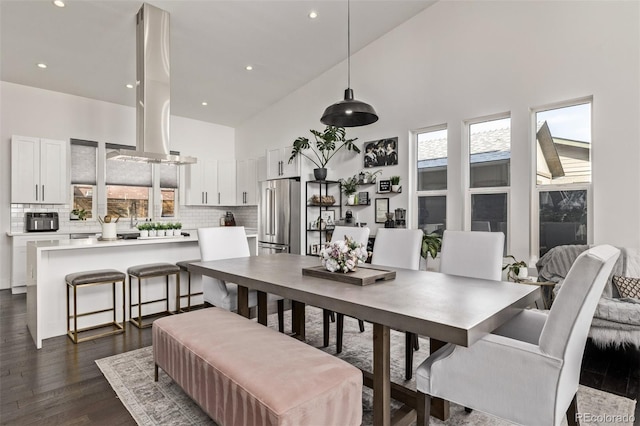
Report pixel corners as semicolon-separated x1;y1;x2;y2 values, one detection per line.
128;262;180;328
176;259;204;311
66;269;126;343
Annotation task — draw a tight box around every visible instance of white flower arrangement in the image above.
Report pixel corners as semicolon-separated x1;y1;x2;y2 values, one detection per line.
320;236;368;273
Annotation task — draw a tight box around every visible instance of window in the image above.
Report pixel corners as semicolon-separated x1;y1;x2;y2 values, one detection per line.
415;126;447;235
466;116;510;252
469;117;510;188
105;144;152;219
534;101;591;257
159;163;178;217
70;139;98;219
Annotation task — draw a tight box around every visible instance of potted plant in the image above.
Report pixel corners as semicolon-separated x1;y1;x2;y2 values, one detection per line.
503;255;529;282
339;175;360;205
364;169;382;184
137;223;150;238
289;126;360;180
390;176;401;192
148;223;157;237
71;208;88;221
421;232;442;260
174;222;183;236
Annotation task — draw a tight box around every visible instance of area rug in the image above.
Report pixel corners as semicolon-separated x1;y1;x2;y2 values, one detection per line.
96;307;636;426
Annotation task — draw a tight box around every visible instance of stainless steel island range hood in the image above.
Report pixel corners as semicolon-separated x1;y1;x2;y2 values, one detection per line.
107;3;196;165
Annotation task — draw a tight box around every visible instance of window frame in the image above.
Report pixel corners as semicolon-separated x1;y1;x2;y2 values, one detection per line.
463;113;512;253
530;97;593;260
411;124;448;232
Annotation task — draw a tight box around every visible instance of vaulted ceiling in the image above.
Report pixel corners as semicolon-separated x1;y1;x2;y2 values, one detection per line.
1;0;435;127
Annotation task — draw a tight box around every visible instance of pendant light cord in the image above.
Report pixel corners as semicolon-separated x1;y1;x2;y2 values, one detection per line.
347;0;351;89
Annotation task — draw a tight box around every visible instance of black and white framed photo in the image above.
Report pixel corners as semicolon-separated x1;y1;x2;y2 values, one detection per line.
363;137;398;168
377;179;391;193
310;244;319;255
321;209;335;225
375;198;390;223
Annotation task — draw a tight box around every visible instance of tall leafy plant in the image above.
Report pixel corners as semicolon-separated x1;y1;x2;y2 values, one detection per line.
289;126;360;169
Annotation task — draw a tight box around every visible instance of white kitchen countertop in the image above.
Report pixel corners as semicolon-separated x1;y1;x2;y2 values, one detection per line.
27;228;258;252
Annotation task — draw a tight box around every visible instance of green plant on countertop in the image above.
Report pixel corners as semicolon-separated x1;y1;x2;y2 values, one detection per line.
421;232;442;260
502;255;528;281
175;222;182;230
339;175;360;196
390;175;401;185
165;222;175;230
71;208;88;220
289;126;360;169
137;223;151;231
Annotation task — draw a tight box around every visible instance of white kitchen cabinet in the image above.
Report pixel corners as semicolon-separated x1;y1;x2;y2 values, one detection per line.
236;158;257;205
185;159;236;206
11;135;69;204
11;233;68;294
266;146;299;179
257;156;267;182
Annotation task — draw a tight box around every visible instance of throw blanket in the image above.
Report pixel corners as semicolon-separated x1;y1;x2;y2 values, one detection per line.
536;245;625;298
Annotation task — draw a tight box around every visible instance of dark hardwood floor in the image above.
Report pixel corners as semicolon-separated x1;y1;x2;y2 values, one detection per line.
1;289;638;425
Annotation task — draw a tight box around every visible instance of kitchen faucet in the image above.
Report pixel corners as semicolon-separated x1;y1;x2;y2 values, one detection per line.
130;201;138;228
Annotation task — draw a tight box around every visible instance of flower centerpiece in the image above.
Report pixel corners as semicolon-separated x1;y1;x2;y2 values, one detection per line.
320;236;368;273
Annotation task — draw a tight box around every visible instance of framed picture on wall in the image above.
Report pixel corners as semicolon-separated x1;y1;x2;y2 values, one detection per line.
377;179;391;193
363;137;399;168
375;198;390;223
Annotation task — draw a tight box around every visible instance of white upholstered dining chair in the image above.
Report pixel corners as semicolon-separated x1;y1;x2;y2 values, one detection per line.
405;229;506;379
323;226;371;348
197;227;284;330
335;228;423;353
415;244;620;426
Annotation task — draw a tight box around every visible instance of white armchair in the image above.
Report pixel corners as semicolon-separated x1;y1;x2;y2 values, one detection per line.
415;245;620;426
406;230;505;380
197;227;283;330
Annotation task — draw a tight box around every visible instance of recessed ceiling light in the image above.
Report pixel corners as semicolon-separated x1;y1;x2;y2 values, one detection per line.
308;11;318;19
201;102;208;106
125;84;134;89
37;63;47;69
53;0;65;7
245;65;253;71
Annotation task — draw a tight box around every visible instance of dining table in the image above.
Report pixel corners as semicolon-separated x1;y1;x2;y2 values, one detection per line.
189;253;540;426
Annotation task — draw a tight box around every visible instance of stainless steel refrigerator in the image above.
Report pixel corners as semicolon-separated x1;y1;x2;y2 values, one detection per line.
259;178;301;255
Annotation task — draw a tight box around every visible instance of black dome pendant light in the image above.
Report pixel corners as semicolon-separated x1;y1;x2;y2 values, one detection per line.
321;0;378;127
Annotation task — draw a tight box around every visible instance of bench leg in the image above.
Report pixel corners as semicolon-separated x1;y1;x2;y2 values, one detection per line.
154;364;159;382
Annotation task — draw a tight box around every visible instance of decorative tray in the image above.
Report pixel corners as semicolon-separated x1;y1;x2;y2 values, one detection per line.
302;265;395;286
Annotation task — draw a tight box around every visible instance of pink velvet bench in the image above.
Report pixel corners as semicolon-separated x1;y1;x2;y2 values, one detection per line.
153;307;363;426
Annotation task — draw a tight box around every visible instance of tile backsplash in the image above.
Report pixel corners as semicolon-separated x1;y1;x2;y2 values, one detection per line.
10;204;257;234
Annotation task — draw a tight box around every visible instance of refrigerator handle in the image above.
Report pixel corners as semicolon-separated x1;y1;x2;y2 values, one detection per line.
270;187;276;236
265;188;272;235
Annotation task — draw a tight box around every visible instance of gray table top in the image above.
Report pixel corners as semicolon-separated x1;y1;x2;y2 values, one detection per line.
190;253;540;347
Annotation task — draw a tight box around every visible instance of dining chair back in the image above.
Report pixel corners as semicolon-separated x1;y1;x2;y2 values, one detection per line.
330;226;370;248
538;244;621;420
371;228;423;271
197;227;250;311
439;230;504;281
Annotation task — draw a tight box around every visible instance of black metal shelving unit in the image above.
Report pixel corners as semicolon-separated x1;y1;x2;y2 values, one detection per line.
305;180;342;256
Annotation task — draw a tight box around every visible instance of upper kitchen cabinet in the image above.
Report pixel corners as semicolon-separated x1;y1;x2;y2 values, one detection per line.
267;146;299;180
185;159;236;206
11;135;69;204
236;158;257;205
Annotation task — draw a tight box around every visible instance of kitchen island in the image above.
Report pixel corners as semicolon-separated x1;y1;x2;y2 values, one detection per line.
26;230;257;348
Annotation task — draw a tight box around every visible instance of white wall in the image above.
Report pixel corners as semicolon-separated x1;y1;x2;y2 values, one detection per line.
0;81;235;289
236;0;640;261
